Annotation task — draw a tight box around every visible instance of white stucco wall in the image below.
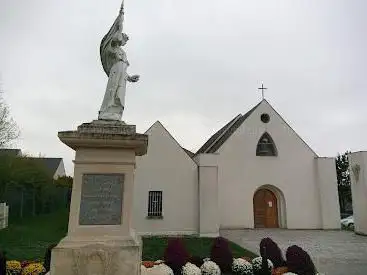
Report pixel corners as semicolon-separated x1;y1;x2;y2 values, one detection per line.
217;100;323;229
194;154;220;237
133;121;199;235
54;160;66;180
349;151;367;235
315;157;340;229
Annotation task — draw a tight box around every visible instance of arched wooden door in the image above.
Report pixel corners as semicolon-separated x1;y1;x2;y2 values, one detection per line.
253;189;279;228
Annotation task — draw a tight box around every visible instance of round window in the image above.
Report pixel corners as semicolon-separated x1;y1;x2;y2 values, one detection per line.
261;113;270;123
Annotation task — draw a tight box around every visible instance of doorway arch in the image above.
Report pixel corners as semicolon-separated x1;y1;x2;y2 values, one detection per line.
253;185;287;228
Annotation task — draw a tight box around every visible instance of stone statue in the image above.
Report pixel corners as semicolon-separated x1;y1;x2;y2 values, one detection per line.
98;1;139;121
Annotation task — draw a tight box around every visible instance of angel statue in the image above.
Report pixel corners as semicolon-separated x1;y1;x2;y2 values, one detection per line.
98;1;139;121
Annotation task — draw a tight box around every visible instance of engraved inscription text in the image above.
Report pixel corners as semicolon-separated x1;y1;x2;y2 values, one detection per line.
79;174;124;225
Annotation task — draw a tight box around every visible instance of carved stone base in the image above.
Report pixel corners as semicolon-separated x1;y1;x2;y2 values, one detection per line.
51;235;142;275
58;120;148;155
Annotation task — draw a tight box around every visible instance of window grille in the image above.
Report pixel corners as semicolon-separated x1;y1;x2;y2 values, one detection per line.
148;191;163;217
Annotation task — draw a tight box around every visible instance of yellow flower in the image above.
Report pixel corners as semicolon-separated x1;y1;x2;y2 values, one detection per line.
6;260;22;273
21;263;46;275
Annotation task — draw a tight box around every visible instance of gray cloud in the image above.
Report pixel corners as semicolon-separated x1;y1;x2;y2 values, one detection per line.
1;0;366;174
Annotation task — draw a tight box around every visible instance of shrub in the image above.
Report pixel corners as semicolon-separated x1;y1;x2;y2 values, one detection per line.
232;258;253;275
163;238;189;274
154;260;164;265
0;251;5;275
251;256;273;275
259;238;286;268
43;243;57;273
142;261;155;268
240;256;252;263
6;260;21;275
200;261;221;275
150;263;174;275
272;267;289;274
182;262;201;275
210;237;233;273
189;256;204;268
20;262;31;269
21;263;46;275
286;245;317;275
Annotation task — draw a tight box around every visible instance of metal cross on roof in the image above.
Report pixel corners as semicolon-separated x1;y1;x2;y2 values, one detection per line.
258;83;267;99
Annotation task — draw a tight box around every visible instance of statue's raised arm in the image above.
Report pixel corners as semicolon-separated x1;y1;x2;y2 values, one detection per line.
98;0;140;121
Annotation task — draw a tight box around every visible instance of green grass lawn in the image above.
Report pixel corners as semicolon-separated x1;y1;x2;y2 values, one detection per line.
0;210;69;261
0;210;256;261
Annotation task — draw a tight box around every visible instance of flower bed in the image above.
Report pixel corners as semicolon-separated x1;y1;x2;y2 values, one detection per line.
5;261;46;275
140;259;324;275
3;236;323;275
4;259;322;275
140;257;286;275
138;236;323;275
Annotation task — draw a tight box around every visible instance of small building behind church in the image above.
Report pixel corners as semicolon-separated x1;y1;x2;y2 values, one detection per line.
133;99;341;236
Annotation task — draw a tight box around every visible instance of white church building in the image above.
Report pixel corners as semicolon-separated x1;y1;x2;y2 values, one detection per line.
133;99;341;236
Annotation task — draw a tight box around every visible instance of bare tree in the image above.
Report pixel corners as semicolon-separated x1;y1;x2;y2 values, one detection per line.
0;93;19;148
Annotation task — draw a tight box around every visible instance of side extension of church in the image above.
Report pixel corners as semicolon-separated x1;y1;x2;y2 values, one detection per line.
133;99;341;236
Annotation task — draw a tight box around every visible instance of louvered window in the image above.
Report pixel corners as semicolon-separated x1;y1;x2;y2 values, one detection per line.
256;132;278;156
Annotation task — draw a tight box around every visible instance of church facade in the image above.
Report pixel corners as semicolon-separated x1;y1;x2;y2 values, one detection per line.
133;99;341;236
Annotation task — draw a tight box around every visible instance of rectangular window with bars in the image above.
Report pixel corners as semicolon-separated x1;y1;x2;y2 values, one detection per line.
147;191;163;218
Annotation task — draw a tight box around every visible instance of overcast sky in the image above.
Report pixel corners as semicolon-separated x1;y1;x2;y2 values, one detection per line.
1;0;366;175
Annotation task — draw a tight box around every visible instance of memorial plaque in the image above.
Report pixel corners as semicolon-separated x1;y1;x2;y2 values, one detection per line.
79;174;124;225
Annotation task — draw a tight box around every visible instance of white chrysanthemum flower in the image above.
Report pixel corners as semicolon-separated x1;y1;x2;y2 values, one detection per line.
200;260;221;275
141;265;148;275
251;256;273;273
154;260;164;264
282;273;298;275
182;262;202;275
150;263;174;275
232;258;253;275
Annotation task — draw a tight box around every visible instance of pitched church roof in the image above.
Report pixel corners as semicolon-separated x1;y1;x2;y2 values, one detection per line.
195;99;318;157
195;101;261;155
145;121;197;163
28;157;63;176
182;148;195;157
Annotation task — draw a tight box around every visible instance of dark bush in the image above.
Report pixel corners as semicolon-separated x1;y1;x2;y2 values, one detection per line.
286;245;317;275
210;237;233;273
0;250;6;275
43;243;57;272
163;238;189;275
259;237;286;268
188;255;204;268
260;247;272;275
252;247;272;275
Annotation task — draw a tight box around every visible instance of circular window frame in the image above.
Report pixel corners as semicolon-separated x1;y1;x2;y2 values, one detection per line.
261;113;270;123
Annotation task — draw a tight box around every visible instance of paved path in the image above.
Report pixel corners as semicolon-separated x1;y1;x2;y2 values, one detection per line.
221;229;367;275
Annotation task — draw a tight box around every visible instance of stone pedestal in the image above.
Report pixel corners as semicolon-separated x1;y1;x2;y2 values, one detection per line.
51;120;148;275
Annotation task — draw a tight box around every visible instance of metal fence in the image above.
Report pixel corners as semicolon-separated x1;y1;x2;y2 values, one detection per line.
1;184;71;220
